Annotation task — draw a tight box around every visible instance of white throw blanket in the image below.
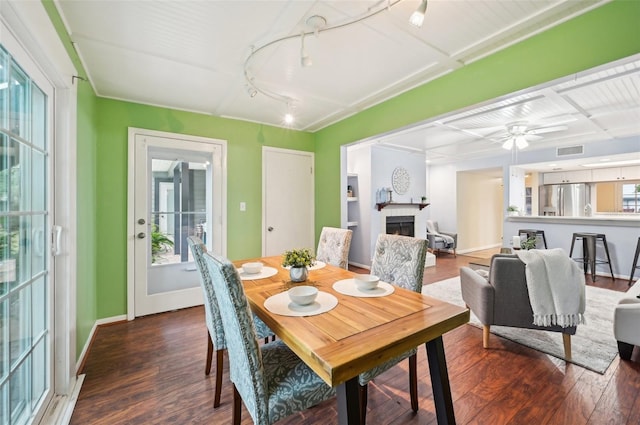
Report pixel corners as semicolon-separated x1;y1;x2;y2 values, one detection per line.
516;248;586;328
426;221;454;246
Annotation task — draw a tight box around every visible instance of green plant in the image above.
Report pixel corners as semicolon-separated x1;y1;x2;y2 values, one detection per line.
507;205;519;212
282;248;315;268
151;225;174;263
520;236;537;250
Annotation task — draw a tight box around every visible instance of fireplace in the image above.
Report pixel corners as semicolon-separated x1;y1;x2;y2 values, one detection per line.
386;215;415;237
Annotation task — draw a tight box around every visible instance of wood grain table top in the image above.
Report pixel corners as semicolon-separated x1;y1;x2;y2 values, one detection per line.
236;256;470;387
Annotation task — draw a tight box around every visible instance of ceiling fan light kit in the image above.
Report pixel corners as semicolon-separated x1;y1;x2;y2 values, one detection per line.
243;0;426;126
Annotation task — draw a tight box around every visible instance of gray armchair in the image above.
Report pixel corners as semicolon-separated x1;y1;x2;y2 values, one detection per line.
460;254;576;359
426;220;457;256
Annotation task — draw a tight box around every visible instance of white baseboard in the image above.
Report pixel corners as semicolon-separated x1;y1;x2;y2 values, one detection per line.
348;261;370;270
76;315;127;374
457;243;502;255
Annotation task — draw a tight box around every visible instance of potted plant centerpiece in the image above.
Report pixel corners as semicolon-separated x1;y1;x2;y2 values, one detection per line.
282;248;315;282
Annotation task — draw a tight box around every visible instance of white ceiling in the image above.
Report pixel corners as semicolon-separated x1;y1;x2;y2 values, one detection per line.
56;0;639;163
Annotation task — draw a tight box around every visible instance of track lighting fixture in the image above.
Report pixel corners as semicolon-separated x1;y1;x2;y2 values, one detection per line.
284;113;294;124
300;33;312;67
244;1;428;127
409;0;428;27
246;84;257;98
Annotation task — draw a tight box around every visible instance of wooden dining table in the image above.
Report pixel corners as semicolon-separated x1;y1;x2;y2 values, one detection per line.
235;256;470;425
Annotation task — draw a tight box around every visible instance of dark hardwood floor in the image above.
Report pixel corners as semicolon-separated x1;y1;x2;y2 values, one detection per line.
70;251;640;424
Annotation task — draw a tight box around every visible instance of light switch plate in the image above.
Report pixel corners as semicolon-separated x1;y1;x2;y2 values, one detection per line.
240;202;246;211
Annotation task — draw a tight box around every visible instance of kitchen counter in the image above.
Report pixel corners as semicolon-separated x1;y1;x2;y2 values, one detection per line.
504;216;639;280
507;215;640;228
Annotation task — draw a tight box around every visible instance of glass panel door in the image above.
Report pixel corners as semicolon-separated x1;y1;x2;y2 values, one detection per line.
0;45;51;425
132;132;224;317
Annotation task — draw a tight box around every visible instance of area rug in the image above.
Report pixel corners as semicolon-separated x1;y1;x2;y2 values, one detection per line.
422;277;624;374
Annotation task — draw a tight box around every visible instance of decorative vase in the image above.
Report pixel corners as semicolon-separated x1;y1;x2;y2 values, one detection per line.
289;266;308;282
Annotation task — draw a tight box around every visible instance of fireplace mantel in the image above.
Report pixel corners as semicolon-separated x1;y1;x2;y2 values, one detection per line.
376;202;429;211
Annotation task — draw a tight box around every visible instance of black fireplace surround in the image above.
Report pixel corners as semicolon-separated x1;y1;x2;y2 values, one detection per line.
386;215;415;237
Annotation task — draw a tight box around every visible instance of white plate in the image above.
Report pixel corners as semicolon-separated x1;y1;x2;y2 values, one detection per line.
332;279;395;298
264;291;338;317
236;266;278;280
283;260;326;271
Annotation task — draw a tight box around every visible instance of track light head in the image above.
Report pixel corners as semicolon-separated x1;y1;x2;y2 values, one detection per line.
409;0;428;27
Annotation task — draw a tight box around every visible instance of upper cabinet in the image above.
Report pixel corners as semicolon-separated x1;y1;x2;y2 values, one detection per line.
591;166;640;182
543;169;592;184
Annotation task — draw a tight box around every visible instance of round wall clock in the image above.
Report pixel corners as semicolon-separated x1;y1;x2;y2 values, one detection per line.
391;167;410;195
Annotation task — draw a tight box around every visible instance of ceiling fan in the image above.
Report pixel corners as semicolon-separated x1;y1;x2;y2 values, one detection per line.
497;121;569;150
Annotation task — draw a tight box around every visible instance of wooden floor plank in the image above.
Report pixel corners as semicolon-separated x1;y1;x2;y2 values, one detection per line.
70;252;639;424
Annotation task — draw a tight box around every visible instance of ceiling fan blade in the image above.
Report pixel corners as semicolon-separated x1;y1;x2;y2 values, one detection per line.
528;125;568;135
524;134;543;141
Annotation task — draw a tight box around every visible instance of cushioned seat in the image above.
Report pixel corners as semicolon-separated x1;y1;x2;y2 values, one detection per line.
460;253;578;359
316;226;353;269
187;236;273;408
426;220;457;256
202;252;335;425
614;280;640;360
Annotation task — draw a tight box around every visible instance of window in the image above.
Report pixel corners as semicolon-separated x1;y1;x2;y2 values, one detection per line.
0;45;51;425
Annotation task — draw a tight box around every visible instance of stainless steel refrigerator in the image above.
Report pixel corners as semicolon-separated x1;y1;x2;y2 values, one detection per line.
539;183;591;217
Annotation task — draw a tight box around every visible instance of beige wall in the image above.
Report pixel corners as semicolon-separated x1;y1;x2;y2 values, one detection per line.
456;170;504;252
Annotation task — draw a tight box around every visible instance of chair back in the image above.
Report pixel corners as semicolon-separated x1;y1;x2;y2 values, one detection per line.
202;252;269;423
316;227;353;269
187;236;226;350
371;234;428;292
426;220;439;234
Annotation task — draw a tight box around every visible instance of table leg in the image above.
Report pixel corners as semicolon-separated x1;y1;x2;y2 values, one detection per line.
426;336;456;425
337;377;360;425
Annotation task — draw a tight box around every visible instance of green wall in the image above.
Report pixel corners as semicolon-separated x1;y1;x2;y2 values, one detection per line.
75;81;98;358
314;0;640;234
43;0;640;359
41;0;99;357
94;100;313;318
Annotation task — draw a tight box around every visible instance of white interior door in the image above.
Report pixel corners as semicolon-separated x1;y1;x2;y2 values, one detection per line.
128;129;226;317
263;147;314;256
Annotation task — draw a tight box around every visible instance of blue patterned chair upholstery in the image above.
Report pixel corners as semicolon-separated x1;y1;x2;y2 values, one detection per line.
358;233;428;423
187;236;273;408
202;252;335;425
316;227;353;269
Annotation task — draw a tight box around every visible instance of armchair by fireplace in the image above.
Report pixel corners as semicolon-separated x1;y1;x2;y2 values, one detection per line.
426;220;457;256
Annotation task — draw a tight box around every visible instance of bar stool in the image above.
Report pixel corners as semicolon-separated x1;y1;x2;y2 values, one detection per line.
630;237;640;286
518;229;548;249
569;232;615;282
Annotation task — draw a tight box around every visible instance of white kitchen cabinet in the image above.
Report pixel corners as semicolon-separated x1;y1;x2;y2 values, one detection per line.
543;169;592;184
591;166;640;182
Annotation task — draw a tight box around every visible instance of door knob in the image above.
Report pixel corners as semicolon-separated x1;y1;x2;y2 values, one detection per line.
137;218;146;225
268;226;274;232
137;232;146;239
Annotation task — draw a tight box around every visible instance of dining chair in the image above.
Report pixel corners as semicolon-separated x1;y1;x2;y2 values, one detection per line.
202;251;336;425
187;236;274;409
316;226;353;269
358;233;428;424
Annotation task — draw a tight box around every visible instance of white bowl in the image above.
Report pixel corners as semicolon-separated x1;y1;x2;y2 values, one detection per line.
288;285;318;305
242;262;264;274
354;274;380;290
